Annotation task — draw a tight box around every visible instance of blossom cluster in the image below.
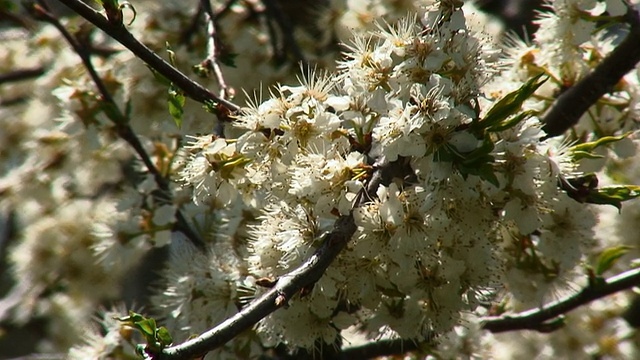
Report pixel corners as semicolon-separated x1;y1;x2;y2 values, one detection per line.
173;0;639;356
1;0;640;359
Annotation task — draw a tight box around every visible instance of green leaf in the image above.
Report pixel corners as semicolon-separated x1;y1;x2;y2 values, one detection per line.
460;161;499;187
476;73;547;131
570;150;604;160
116;310;144;324
433;134;499;186
570;132;632;161
168;86;185;128
220;52;238;68
203;99;218;114
596;246;632;275
136;318;157;338
157;43;186;128
116;312;175;353
166;42;177;66
193;63;211;78
461;136;495;164
487;110;537;132
585;185;640;210
157;326;173;346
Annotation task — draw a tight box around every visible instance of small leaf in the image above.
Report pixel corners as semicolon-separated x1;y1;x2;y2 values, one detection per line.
596;245;632;275
570;132;631;161
156;326;173;346
461;136;495;164
116;311;144;324
587;185;640;210
193;63;211;78
168;86;185;128
477;74;547;131
203;99;218;114
460;162;499;187
166;42;177;66
136;318;157;338
115;312;174;354
487;110;537;132
570;150;604;160
220;52;238;68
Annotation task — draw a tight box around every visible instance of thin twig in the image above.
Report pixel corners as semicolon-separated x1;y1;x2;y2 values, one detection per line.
0;67;45;84
0;6;34;29
542;6;640;137
29;1;114;103
178;1;204;47
155;157;390;360
179;0;235;47
0;97;29;106
481;267;640;333
56;0;240;113
340;338;421;360
200;0;232;100
262;0;306;66
29;2;205;249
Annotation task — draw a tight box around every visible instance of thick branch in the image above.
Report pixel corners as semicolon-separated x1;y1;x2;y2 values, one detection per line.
481;267;640;333
542;8;640;137
56;0;240;112
156;157;389;360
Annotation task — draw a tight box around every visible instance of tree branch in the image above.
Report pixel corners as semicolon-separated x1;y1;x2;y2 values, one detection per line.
155;157;390;360
262;0;307;66
199;0;232;100
0;67;45;84
481;267;640;333
56;0;240;113
29;1;205;249
198;0;234;136
157;216;356;359
340;338;421;360
541;7;640;137
0;5;34;29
